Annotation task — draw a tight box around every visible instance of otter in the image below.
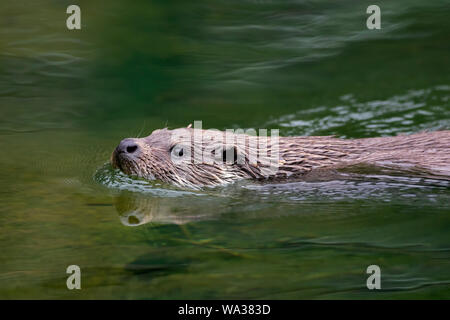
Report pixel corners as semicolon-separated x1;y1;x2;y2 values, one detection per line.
111;128;450;189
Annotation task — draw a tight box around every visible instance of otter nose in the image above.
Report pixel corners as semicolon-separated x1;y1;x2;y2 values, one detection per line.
116;139;139;155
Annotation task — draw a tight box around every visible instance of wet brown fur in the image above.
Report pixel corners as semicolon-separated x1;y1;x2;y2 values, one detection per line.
112;128;450;189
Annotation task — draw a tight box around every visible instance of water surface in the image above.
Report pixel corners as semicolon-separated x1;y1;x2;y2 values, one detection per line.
1;0;449;299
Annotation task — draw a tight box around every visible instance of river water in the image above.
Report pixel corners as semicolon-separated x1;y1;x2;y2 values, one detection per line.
0;0;449;299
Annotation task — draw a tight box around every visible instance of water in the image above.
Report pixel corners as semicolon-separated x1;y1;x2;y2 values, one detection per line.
0;0;449;299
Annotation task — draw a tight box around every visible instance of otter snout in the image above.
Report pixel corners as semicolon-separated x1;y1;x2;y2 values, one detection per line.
111;138;141;171
116;138;139;155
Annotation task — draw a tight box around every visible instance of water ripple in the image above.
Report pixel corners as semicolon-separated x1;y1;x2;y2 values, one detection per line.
266;85;450;137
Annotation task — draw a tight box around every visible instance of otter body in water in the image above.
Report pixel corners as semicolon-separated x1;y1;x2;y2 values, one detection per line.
111;128;450;189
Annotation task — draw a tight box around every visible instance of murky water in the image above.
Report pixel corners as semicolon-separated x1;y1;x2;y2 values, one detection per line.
1;0;449;299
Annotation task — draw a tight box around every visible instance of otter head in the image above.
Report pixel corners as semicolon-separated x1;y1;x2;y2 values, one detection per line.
111;127;279;189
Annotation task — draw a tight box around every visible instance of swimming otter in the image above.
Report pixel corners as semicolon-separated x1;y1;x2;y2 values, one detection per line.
111;128;450;189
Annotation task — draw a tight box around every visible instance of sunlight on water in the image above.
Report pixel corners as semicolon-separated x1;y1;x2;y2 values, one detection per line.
268;85;450;137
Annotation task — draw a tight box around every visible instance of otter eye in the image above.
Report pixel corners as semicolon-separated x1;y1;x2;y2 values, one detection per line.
170;145;184;158
222;146;238;164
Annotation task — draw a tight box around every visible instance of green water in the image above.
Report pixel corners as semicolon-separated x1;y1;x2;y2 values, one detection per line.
1;0;449;299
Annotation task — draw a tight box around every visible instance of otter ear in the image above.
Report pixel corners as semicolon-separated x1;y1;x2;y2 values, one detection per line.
222;146;238;164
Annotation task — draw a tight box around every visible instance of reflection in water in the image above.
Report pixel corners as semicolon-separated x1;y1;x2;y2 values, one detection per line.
116;195;166;226
115;194;209;226
104;163;450;227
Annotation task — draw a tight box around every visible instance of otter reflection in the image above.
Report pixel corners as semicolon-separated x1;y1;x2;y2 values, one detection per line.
113;172;449;227
114;192;221;226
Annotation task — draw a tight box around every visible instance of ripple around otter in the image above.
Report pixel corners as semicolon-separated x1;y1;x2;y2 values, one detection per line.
95;161;450;206
94;163;202;197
